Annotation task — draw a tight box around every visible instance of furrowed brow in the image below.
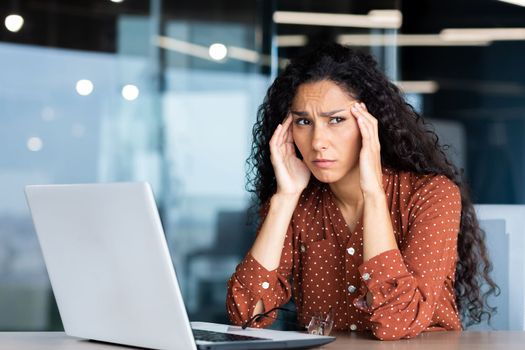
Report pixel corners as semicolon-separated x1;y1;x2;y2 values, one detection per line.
290;109;346;117
290;110;308;117
320;109;345;116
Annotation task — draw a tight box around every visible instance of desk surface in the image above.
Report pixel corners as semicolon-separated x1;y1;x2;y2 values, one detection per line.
1;331;525;350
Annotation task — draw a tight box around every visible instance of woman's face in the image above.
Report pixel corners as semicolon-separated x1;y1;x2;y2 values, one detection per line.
291;80;361;184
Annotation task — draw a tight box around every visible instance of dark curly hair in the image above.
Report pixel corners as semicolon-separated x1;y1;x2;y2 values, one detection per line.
245;43;499;327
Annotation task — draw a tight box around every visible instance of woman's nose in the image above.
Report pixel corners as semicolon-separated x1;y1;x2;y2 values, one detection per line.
312;126;328;151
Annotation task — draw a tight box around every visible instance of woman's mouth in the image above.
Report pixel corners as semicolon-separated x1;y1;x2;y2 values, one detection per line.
312;159;336;169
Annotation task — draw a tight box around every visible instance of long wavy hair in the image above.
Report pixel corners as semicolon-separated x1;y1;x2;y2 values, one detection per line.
246;43;498;327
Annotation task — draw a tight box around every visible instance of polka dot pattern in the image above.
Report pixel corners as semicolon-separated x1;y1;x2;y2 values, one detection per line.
226;168;463;340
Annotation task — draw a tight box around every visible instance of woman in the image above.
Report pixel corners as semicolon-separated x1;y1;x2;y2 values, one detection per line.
226;43;497;340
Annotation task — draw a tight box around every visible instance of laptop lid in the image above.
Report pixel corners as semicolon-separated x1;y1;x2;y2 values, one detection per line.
25;182;335;350
25;182;197;350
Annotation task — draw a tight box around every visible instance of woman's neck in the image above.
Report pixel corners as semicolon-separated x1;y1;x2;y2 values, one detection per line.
328;166;364;213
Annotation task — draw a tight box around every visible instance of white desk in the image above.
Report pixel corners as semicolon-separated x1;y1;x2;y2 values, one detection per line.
2;331;525;350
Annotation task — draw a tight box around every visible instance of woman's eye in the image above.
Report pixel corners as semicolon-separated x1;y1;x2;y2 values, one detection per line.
329;117;345;124
295;118;310;126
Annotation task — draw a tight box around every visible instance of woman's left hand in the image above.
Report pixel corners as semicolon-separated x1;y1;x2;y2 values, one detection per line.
351;102;384;197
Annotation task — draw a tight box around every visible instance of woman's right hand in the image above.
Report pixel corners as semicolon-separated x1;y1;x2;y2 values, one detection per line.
269;114;311;195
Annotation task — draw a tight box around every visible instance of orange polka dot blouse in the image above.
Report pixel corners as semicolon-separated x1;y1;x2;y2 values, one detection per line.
226;168;463;340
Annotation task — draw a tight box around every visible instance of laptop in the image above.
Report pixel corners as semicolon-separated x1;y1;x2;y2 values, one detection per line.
25;182;335;350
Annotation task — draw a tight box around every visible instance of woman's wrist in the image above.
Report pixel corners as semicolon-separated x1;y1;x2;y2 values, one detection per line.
273;188;304;200
250;190;300;271
272;191;302;206
362;189;397;262
362;188;386;203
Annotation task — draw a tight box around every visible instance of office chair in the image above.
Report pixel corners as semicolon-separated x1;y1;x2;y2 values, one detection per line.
467;205;525;330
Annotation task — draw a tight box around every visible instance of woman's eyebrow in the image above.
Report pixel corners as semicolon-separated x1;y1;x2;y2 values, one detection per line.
290;109;346;117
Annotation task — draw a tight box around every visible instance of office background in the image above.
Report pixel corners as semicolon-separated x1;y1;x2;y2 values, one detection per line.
1;0;525;331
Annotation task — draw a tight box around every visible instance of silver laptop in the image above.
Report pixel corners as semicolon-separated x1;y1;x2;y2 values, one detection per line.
25;182;335;350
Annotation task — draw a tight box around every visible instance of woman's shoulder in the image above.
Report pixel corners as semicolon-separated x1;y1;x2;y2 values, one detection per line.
387;167;460;199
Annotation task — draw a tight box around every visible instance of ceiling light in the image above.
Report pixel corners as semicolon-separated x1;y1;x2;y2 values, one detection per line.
157;36;211;60
277;35;308;47
27;137;43;152
122;84;139;101
110;0;125;3
394;81;439;94
337;34;489;46
368;10;401;24
273;10;402;29
440;28;525;41
227;46;259;63
337;29;525;47
156;36;287;67
208;43;228;60
497;0;525;7
76;79;94;96
4;14;24;32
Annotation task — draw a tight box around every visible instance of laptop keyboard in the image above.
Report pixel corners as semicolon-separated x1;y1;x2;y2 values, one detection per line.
193;329;268;342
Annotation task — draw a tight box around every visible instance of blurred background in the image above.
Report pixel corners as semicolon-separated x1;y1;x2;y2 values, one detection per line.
1;0;525;331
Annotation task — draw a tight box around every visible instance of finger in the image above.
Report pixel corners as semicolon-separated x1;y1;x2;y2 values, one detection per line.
356;112;377;151
271;123;283;144
351;103;370;137
358;118;382;174
358;103;380;144
284;117;294;144
356;115;371;146
355;104;383;174
352;103;379;149
350;101;364;120
269;123;283;153
359;103;381;149
279;115;293;145
285;126;294;146
360;117;379;151
276;125;288;153
356;102;377;125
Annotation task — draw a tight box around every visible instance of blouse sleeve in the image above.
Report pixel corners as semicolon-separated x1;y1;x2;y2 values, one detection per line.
225;200;294;328
353;175;462;340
